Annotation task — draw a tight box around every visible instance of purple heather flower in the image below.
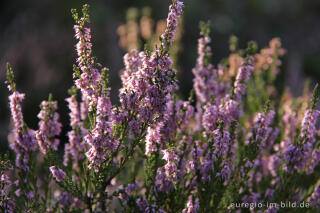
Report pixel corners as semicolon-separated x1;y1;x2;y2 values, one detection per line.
9;92;25;130
193;42;218;104
213;128;231;158
125;181;140;195
128;119;139;135
187;143;203;174
122;49;141;83
301;109;319;145
64;95;87;168
182;195;200;213
162;149;177;163
187;141;215;183
282;112;298;141
160;1;184;50
309;185;320;209
96;95;112;118
306;149;320;174
73;23;107;111
283;144;304;173
36;100;62;154
155;167;174;192
202;104;220;133
64;130;86;168
80;95;89;120
50;166;66;182
136;198;164;213
251;110;275;149
1;174;11;196
233;56;254;101
267;128;280;150
192;31;231;130
220;98;241;125
26;191;35;199
145;100;194;155
145;125;161;156
192;32;231;107
74;26;92;64
177;156;187;183
0;175;15;213
267;155;281;177
157;55;173;72
85;95;118;171
8;91;37;170
59;192;74;208
65;95;81;127
200;153;214;183
197;36;211;68
242;192;261;204
201;97;240;132
265;188;275;201
74;69;101;111
162;149;179;182
136;198;149;212
218;163;232;183
283;109;319;173
118;2;183;134
14;189;21;197
119;51;174;128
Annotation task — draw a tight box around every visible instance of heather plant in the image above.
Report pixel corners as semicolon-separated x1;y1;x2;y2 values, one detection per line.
1;1;320;212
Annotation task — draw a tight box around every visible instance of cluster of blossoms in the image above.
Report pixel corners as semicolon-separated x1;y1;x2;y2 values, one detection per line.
63;94;87;168
145;100;193;155
36;99;62;154
2;1;320;213
49;166;66;182
85;95;117;171
72;6;103;111
182;196;200;213
282;107;320;174
118;0;183;129
6;67;37;171
0;174;15;213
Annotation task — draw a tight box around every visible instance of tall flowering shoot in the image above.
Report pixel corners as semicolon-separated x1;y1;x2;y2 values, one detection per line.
5;64;37;171
72;5;116;172
36;94;62;154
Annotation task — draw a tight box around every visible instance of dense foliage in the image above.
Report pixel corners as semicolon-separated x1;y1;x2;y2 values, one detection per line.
1;1;320;212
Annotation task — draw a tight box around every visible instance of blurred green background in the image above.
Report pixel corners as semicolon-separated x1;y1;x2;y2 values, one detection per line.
1;0;320;151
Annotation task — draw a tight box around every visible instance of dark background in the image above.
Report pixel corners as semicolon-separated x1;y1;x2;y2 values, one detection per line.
1;0;320;151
